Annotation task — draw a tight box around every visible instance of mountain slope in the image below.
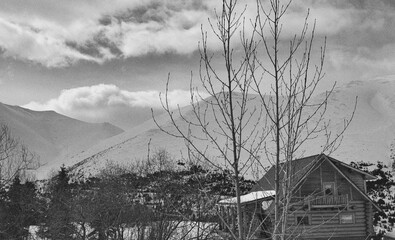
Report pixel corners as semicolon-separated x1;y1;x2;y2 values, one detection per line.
323;76;395;164
58;77;395;179
0;103;123;177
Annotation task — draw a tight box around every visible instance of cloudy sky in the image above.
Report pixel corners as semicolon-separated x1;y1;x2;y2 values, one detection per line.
0;0;394;129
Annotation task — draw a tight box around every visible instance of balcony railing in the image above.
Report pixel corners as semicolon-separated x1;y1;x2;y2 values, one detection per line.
308;194;348;208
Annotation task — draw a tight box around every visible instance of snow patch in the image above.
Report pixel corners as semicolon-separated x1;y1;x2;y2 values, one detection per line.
218;191;275;205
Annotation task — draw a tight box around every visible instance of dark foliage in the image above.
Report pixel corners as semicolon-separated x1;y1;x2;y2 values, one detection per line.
351;161;395;238
38;166;76;240
4;157;255;239
74;174;154;239
0;176;41;240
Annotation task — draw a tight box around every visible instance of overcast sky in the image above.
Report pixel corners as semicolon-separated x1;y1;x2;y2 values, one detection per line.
0;0;394;129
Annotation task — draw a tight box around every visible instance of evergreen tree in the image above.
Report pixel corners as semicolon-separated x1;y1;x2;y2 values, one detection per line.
0;175;40;240
39;166;76;240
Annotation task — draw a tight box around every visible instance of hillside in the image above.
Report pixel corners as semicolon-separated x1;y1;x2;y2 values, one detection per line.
43;76;395;179
0;103;123;178
324;76;395;164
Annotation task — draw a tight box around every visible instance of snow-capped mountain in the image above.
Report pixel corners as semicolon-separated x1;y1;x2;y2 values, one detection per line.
54;76;395;180
325;76;395;164
0;103;123;178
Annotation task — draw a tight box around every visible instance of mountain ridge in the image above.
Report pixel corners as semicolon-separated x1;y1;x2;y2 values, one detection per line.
7;77;395;180
60;77;395;179
0;102;124;178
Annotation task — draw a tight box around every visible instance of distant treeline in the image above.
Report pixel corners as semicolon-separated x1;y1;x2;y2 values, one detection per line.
0;150;255;240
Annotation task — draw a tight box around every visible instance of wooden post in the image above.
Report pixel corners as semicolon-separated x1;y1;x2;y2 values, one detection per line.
365;201;373;237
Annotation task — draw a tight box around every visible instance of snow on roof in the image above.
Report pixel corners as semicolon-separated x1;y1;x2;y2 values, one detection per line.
218;191;275;205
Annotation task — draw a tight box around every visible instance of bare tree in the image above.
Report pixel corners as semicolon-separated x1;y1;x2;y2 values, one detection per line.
0;124;40;240
154;0;356;239
251;0;356;239
153;0;268;239
0;124;38;184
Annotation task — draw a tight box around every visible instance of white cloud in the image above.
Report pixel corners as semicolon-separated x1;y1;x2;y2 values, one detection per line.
0;0;392;67
111;10;208;57
0;18;103;67
24;84;199;110
0;0;218;66
326;42;395;84
23;84;207;128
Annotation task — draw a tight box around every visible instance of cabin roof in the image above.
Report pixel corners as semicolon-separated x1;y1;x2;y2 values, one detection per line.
251;154;380;211
326;155;376;180
252;154;376;192
251;154;323;192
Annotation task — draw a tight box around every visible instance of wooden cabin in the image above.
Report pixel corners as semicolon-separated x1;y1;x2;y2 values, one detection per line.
218;154;381;240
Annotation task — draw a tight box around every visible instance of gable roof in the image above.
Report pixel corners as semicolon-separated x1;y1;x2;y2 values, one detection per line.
251;154;323;192
326;155;376;180
251;154;380;211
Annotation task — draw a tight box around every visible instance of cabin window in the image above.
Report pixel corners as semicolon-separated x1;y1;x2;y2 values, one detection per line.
296;215;310;225
323;182;335;195
339;213;354;224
